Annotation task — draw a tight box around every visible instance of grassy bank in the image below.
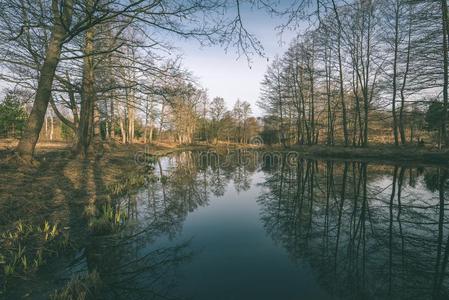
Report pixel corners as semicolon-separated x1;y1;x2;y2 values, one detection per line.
0;140;202;296
0;139;256;240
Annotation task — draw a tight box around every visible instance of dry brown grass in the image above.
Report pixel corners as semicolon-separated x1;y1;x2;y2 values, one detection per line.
0;139;201;234
0;139;187;296
0;138;72;151
0;141;175;240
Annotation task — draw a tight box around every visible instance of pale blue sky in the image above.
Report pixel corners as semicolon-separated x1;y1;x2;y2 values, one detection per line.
178;4;299;116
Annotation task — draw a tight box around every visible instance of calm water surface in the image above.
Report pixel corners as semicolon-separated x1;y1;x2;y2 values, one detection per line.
38;151;449;299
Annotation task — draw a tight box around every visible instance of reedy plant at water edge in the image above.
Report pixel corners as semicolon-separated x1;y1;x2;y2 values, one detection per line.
0;220;70;290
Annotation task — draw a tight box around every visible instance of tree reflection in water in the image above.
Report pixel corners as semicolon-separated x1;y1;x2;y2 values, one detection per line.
65;151;449;299
258;156;449;300
64;152;214;299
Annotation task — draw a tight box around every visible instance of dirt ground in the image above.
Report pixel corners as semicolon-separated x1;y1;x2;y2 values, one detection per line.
0;140;176;232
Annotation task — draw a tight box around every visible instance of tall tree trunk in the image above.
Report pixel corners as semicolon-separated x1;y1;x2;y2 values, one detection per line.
119;113;126;144
144;99;149;143
105;119;109;140
441;0;449;146
363;15;371;148
45;114;48;140
399;7;412;145
75;1;95;158
309;51;316;144
158;103;165;140
127;91;134;144
49;111;54;141
392;0;400;146
278;72;286;147
325;38;334;146
92;103;102;154
298;67;309;145
332;0;349;146
149;127;154;143
16;0;73;162
110;91;115;139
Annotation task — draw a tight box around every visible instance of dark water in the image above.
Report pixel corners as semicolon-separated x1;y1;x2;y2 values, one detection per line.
36;151;449;299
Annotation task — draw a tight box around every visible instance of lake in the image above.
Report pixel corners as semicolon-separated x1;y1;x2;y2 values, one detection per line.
32;150;449;299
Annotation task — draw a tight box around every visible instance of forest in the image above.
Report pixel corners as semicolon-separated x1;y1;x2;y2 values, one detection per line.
259;0;448;148
0;0;449;161
1;0;449;299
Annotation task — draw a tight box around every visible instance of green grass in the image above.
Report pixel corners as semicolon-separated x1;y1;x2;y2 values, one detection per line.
0;220;70;290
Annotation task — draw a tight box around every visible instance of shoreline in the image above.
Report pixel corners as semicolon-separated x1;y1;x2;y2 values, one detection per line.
277;144;449;165
1;140;448;297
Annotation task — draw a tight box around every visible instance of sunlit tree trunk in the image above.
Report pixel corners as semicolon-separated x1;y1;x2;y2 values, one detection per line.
49;111;54;141
45;114;48;140
119;113;126;144
74;0;96;158
127;87;135;144
144;99;149;144
16;0;73;162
